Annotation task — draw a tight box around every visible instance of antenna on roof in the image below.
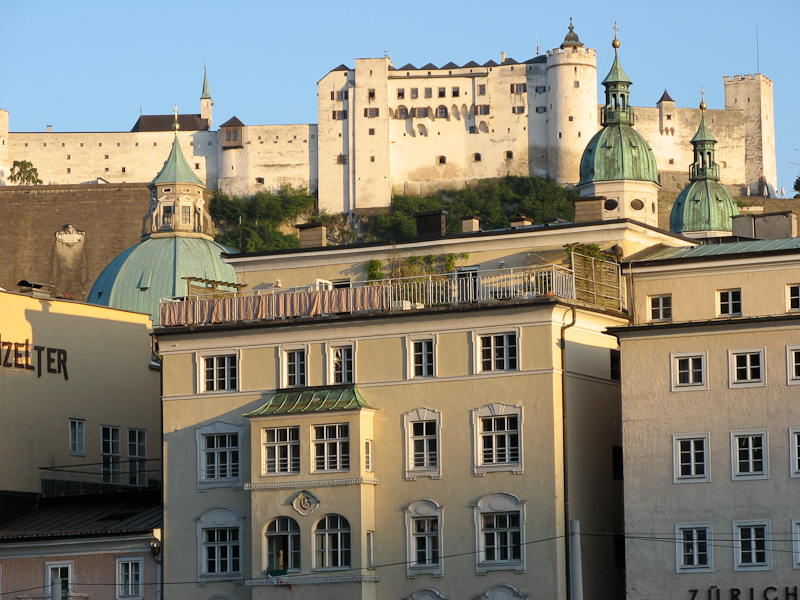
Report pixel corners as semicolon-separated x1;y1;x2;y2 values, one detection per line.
536;31;539;56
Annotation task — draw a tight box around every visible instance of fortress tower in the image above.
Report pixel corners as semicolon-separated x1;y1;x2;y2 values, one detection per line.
201;67;213;128
0;108;9;185
724;73;776;197
545;21;598;186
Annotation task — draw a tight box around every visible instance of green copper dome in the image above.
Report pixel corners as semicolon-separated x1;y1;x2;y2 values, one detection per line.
578;37;659;187
579;125;659;185
671;108;738;234
670;179;738;233
87;237;237;326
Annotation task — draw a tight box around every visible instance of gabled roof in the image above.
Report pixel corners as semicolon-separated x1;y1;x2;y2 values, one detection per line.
150;135;205;186
244;385;375;416
501;57;518;65
398;63;417;70
220;116;245;128
131;114;209;132
420;63;438;70
658;89;674;103
483;60;499;67
462;60;480;68
331;64;350;72
441;61;459;69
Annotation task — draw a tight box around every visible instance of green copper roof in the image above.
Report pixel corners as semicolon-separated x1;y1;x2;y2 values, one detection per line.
601;51;632;85
87;237;237;325
579;124;659;185
150;135;204;186
670;179;739;233
201;69;211;100
635;238;800;262
244;385;375;417
691;114;717;143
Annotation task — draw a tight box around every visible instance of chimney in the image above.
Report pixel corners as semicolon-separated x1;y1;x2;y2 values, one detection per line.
501;51;506;63
47;125;52;133
17;280;54;299
415;210;448;239
510;214;532;228
296;222;328;249
461;215;480;233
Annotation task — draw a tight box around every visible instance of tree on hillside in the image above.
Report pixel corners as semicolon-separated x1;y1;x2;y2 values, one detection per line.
9;160;43;186
793;174;800;198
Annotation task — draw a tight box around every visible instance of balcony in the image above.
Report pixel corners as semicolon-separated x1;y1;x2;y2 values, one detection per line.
40;459;162;497
159;261;621;328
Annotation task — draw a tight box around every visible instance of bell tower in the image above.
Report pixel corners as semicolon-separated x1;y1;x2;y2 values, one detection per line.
200;67;213;129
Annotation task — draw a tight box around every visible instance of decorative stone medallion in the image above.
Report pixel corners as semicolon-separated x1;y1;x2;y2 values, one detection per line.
55;223;85;246
291;490;320;516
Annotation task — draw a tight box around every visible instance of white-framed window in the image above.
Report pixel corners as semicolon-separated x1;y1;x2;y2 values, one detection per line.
202;354;238;392
792;518;800;569
473;493;525;574
263;426;300;475
128;429;146;486
365;440;373;472
787;284;800;311
197;507;243;579
116;558;143;599
413;339;435;378
265;516;300;572
474;330;519;374
786;346;800;385
45;561;73;597
313;423;350;472
650;294;672;321
327;344;354;384
728;348;766;388
69;418;85;455
314;514;351;569
101;425;121;484
673;434;710;483
471;403;523;476
675;523;713;573
403;408;442;480
405;500;444;577
718;289;742;317
196;422;243;489
731;430;768;480
733;520;771;571
670;351;708;392
181;205;191;226
366;531;374;568
790;428;800;478
282;347;307;388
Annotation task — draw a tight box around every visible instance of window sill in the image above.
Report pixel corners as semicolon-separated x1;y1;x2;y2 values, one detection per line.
729;380;766;389
674;476;711;484
732;472;768;481
474;463;523;476
476;561;525;575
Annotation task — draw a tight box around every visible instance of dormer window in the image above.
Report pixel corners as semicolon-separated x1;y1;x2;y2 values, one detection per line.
163;205;173;226
181;205;191;226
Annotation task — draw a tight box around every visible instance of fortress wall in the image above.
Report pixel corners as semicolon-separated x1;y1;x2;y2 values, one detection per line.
633;106;745;191
7;130;218;188
218;124;317;197
0;183;150;300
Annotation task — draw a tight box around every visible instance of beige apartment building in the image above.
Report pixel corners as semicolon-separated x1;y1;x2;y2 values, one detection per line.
154;214;694;600
0;289;162;600
611;237;800;599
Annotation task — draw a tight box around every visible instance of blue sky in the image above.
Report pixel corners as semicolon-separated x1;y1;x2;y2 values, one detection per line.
2;0;798;193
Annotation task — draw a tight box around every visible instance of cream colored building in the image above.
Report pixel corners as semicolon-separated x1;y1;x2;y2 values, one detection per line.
154;215;693;600
611;239;800;599
0;289;162;600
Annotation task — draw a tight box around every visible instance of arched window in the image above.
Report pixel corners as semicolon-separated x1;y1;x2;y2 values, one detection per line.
472;153;482;162
315;514;350;569
397;106;408;120
405;500;444;577
479;121;489;133
437;106;448;119
266;516;300;572
417;124;427;137
196;507;243;580
472;493;526;574
451;104;459;120
504;151;514;160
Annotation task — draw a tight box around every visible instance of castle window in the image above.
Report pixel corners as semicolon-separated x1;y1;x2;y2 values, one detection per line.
411;88;418;99
535;86;546;93
477;105;490;115
558;132;562;138
574;81;580;88
669;159;675;164
371;156;375;162
99;143;102;147
336;90;348;100
66;168;71;173
332;110;348;120
67;155;70;160
208;141;212;145
43;143;46;147
105;155;109;159
364;108;380;118
452;87;459;97
535;106;546;114
117;143;120;147
62;143;65;147
104;167;109;172
478;84;486;96
232;131;238;140
397;89;405;99
437;106;448;118
195;163;200;169
414;108;427;118
153;143;157;146
472;153;481;162
256;178;264;184
368;129;375;135
505;151;513;160
568;116;573;121
436;156;446;165
397;107;408;120
511;83;526;94
511;106;524;114
80;143;83;147
438;87;446;98
122;167;126;174
368;89;375;99
425;88;432;98
226;131;231;141
181;205;191;225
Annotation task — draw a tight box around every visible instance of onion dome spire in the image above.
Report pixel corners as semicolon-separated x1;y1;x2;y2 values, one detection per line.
560;18;584;48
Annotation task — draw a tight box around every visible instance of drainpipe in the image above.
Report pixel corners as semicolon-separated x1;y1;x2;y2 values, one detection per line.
560;305;577;599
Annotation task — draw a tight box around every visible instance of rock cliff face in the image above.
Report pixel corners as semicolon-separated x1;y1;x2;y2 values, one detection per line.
0;183;151;300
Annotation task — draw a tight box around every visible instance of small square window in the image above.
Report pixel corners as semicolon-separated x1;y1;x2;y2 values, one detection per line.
368;128;375;135
650;295;672;321
535;106;546;114
719;289;742;317
66;168;71;173
728;348;765;388
670;352;708;391
673;434;710;483
731;430;768;480
452;87;459;97
568;116;574;122
410;88;418;99
666;114;672;120
104;167;109;172
437;87;446;98
105;155;109;159
675;523;713;573
370;156;375;162
788;284;800;311
478;84;486;96
512;106;525;114
368;89;375;99
733;521;770;571
203;355;238;392
397;88;405;99
66;155;70;160
574;81;580;88
195;163;200;170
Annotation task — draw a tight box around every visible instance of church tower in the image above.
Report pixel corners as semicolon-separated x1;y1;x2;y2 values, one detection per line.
576;31;660;227
670;97;739;239
201;67;213;128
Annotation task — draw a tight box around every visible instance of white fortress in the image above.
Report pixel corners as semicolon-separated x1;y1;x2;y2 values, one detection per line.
0;24;776;216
